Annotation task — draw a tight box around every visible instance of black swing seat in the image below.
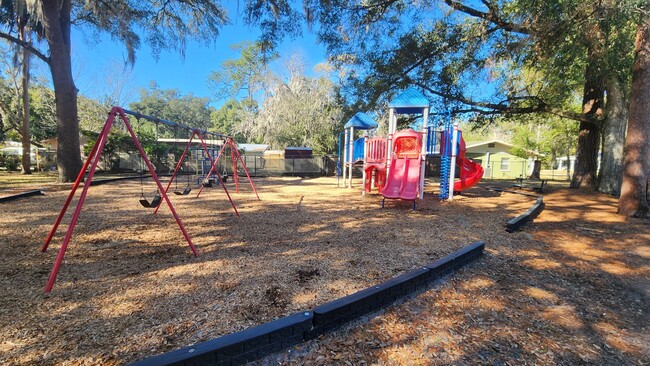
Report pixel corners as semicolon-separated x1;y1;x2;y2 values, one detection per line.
174;186;192;196
140;193;162;208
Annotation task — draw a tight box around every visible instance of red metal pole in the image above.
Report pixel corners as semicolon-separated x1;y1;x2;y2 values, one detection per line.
118;109;199;257
230;141;240;193
153;130;196;215
42;118;112;252
231;139;261;200
195;137;227;198
44;109;117;292
195;134;240;216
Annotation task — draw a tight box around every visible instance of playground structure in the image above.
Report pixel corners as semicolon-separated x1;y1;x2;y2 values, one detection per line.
41;106;258;293
338;112;378;188
340;88;484;207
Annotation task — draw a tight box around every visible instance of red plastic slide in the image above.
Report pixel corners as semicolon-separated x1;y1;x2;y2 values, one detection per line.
382;156;421;200
452;135;483;192
382;129;422;201
454;157;484;191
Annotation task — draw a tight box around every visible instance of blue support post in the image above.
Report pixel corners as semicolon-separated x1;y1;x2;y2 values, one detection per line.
438;112;453;200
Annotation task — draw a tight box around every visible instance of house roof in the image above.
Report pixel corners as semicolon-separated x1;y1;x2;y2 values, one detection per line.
465;139;543;157
389;87;430;114
344;112;378;130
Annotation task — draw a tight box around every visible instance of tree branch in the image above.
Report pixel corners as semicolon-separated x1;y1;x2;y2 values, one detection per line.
381;26;500;88
349;0;399;12
442;0;532;35
415;82;599;123
0;32;50;64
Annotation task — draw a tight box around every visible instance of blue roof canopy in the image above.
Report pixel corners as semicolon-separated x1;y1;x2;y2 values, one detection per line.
344;112;378;130
389;87;430;114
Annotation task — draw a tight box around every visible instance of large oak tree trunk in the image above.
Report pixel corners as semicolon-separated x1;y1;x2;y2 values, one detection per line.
41;0;82;182
618;14;650;218
598;76;627;196
571;61;603;189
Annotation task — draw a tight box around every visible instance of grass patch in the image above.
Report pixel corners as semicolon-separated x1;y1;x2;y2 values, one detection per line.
0;172;58;190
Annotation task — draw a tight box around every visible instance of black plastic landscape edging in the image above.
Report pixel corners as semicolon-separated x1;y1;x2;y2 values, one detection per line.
485;186;540;198
0;189;44;203
129;241;485;366
88;175;150;186
506;196;545;232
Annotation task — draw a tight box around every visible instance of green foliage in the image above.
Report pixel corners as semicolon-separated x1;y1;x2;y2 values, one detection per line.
129;82;214;133
78;96;109;133
4;0;317;181
208;41;278;106
28;86;57;141
247;66;343;154
471;113;579;167
510;123;539;159
0;73;57;142
208;45;346;153
137;128;173;171
83;131;134;171
299;0;641;124
0;153;19;170
210;99;246;140
68;1;230;65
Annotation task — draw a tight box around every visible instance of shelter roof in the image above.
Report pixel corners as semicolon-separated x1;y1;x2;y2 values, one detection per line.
389;87;430;114
344;112;378;130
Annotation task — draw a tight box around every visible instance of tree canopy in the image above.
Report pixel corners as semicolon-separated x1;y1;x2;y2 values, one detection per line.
0;0;247;181
247;61;343;153
129;83;214;132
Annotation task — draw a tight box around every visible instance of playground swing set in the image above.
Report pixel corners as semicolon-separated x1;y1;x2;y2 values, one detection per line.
171;128;192;196
151;127;242;217
338;87;485;209
41;106;259;293
196;136;260;199
137;151;162;208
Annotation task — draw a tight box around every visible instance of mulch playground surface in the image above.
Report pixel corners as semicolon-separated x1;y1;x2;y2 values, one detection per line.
0;177;647;365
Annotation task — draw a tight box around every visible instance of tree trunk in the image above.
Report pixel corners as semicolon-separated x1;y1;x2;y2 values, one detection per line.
529;160;541;179
618;15;650;218
570;61;603;189
19;25;31;175
41;0;82;182
598;76;627;196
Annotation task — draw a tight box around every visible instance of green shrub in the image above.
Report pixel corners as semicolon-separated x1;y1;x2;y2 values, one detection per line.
0;154;20;171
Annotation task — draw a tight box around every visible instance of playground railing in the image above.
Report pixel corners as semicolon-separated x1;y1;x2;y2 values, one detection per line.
366;137;387;165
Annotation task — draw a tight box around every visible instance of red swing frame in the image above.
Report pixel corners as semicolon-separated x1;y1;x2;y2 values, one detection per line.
153;129;240;216
41;106;197;293
196;137;260;200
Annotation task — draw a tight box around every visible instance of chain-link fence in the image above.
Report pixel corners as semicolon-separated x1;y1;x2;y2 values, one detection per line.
112;152;574;181
214;155;338;177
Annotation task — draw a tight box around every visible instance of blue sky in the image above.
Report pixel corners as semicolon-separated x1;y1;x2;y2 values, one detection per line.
67;14;327;107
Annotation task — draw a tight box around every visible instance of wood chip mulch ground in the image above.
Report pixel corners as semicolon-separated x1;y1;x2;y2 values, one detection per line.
263;186;650;366
0;177;647;365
